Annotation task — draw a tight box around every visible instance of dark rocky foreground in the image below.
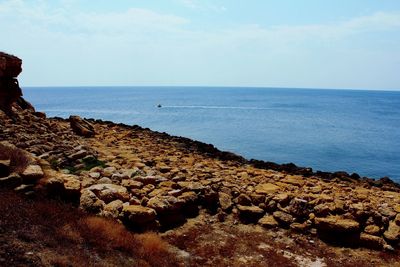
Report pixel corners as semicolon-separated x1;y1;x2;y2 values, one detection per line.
1;52;400;266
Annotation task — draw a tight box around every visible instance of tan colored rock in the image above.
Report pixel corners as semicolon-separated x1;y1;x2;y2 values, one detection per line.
80;189;105;213
218;192;233;211
237;205;264;222
178;181;205;192
122;205;157;224
255;183;280;195
315;216;360;233
147;195;184;214
102;200;124;218
21;164;44;182
273;193;291;205
360;233;387;249
87;183;130;203
236;193;252;206
121;179;143;189
383;221;400;242
364;225;381;236
258;215;279;228
178;191;198;203
69;115;95;137
273;211;294;226
62;174;81;196
281;175;305;186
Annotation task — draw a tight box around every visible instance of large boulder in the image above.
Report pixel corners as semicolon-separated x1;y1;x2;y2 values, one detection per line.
69;115;95;137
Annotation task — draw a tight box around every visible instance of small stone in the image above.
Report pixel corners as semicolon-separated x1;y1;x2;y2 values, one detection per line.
359;233;387;249
273;211;294;226
236;193;252;206
255;183;280;195
122;205;157;224
383;221;400;242
89;172;101;179
80;189;104;213
258;215;279;228
97;177;113;184
237;205;264;223
102;200;124;218
87;183;130;203
21;165;44;182
218;192;233;211
364;225;380;236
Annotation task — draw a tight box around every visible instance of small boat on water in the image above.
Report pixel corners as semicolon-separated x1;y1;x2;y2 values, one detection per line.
157;104;162;108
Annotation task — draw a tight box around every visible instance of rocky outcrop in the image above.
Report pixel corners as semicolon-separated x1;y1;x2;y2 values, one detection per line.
0;52;32;116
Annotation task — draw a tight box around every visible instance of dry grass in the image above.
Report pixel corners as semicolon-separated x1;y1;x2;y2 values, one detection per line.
0;189;179;267
0;142;31;173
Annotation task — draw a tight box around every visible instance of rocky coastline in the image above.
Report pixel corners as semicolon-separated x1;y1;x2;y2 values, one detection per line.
1;52;400;265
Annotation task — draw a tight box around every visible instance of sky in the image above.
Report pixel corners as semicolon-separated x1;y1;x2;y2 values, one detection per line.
1;0;400;90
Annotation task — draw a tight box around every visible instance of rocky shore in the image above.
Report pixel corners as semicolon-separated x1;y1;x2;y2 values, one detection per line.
1;52;400;265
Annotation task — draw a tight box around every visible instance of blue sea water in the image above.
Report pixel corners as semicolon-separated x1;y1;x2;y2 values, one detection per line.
23;87;400;182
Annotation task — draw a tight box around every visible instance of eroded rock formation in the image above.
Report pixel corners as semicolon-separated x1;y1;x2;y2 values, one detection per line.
0;52;34;117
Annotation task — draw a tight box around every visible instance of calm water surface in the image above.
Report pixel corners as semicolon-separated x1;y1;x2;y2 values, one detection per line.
23;87;400;181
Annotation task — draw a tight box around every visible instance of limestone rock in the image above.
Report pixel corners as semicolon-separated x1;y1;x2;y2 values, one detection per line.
80;189;105;213
87;183;130;203
218;192;233;211
315;216;360;233
147;195;184;214
383;221;400;242
21;164;44;182
69;115;95;137
62;174;81;199
122;205;157;224
236;193;252;206
359;233;387;249
273;211;294;226
102;199;124;218
255;183;280;195
258;215;279;228
237;205;265;223
364;225;381;236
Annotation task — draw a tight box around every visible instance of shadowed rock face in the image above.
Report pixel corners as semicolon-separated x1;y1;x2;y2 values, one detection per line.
0;52;31;116
0;52;22;77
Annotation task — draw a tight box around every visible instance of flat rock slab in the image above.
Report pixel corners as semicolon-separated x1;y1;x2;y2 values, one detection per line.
255;183;280;195
21;165;44;181
315;216;360;233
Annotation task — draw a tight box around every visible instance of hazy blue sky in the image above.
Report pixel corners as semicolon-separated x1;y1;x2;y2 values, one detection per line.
1;0;400;90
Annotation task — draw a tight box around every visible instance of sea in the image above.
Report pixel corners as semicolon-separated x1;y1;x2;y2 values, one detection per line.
22;87;400;182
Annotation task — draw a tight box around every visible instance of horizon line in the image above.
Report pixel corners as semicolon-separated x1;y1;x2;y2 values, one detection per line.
21;85;400;92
